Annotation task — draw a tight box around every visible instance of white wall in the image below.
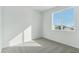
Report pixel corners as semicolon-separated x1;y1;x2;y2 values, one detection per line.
43;6;79;48
32;10;43;39
0;7;2;51
2;7;42;48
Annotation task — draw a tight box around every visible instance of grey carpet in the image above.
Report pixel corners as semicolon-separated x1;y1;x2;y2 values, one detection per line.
1;38;79;53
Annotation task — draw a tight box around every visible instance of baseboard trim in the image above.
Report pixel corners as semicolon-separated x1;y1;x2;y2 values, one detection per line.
33;37;44;40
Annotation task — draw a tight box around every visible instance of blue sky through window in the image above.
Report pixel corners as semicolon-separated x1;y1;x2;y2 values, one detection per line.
52;11;62;25
63;8;74;27
52;8;75;27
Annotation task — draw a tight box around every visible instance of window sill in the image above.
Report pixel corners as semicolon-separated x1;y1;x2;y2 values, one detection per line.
52;29;76;32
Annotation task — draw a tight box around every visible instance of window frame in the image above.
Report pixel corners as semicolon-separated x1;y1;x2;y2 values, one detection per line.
51;7;76;32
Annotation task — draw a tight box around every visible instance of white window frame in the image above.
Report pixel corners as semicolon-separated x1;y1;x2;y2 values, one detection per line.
51;7;76;32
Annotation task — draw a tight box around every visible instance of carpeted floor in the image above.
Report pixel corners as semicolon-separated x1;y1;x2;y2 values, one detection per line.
1;38;79;53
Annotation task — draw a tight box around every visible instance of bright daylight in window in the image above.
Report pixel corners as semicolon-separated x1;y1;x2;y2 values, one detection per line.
52;7;75;31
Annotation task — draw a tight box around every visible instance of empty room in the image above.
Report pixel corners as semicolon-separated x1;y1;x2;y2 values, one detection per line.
0;6;79;53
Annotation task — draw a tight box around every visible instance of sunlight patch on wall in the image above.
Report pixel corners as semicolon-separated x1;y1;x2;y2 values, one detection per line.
9;25;32;46
24;25;32;42
9;32;23;46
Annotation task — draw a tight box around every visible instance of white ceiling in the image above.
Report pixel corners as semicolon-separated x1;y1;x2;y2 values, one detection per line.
31;6;55;11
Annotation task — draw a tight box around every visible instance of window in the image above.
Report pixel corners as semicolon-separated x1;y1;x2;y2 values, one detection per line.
52;7;75;31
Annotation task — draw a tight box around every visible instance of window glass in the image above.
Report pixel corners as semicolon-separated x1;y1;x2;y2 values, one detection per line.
52;7;75;31
62;8;75;30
